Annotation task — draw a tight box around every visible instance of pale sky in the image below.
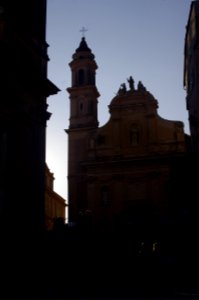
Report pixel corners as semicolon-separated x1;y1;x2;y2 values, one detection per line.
46;0;192;208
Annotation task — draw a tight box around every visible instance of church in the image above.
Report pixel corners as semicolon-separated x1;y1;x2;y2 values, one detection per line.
66;37;189;237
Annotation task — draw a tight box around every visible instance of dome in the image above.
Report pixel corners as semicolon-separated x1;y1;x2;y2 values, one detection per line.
75;37;91;52
72;37;95;60
109;89;157;107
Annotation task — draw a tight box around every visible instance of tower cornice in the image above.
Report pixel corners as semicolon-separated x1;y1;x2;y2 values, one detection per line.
67;85;100;97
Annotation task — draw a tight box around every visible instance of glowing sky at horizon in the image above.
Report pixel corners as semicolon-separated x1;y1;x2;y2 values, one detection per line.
46;0;192;212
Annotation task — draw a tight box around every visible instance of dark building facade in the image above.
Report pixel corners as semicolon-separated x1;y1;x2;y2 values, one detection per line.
184;0;199;153
0;1;59;237
66;38;189;237
184;1;199;288
184;0;199;223
184;0;199;205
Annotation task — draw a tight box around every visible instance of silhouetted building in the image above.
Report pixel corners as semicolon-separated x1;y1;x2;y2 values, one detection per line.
184;1;199;152
66;37;188;235
184;0;199;202
184;1;199;290
0;1;59;237
45;164;66;230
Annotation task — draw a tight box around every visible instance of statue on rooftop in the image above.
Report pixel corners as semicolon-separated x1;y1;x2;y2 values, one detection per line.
137;81;147;92
121;83;126;91
117;83;127;95
127;76;135;91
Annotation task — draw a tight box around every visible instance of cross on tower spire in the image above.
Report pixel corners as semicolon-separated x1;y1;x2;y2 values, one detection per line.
79;26;88;38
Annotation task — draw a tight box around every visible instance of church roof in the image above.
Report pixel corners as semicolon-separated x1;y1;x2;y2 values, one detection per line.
72;37;95;60
109;85;157;108
75;37;92;53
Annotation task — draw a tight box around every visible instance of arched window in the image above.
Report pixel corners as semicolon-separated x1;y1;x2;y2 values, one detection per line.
88;70;95;85
130;124;139;145
78;69;85;85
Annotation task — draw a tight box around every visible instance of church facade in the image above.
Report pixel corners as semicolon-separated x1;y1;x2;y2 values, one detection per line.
66;37;188;234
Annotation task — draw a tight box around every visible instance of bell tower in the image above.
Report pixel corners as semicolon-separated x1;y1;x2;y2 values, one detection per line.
66;37;100;223
67;37;100;129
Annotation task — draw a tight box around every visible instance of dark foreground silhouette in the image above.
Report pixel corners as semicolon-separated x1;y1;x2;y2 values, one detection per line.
0;219;198;300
